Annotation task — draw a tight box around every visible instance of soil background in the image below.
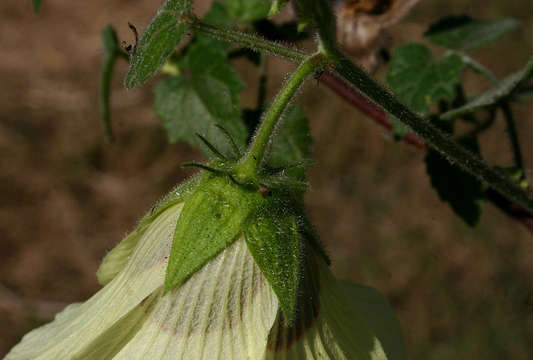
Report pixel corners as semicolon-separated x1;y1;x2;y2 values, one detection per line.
1;0;533;359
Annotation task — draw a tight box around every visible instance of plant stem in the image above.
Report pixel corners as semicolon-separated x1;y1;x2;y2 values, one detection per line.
234;53;326;183
189;15;533;217
501;103;524;171
321;71;533;233
331;52;533;215
189;20;307;62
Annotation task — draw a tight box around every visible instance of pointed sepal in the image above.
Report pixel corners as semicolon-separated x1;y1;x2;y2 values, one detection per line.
164;173;258;291
244;197;302;323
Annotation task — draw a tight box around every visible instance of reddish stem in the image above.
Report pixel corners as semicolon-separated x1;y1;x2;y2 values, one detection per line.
320;71;533;235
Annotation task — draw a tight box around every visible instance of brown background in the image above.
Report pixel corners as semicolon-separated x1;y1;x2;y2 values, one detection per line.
1;0;533;359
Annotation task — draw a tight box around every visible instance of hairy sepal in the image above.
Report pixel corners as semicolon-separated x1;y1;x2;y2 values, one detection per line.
244;196;302;324
164;172;262;291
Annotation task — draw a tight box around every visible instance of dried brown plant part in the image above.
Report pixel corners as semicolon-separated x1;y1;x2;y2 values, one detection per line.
335;0;422;71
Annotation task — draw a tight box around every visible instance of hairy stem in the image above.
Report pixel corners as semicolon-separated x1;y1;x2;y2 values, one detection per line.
331;52;533;215
321;71;533;233
189;19;307;62
188;16;533;220
235;53;326;183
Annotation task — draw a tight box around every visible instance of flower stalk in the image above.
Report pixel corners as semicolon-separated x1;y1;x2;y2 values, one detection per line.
235;53;326;184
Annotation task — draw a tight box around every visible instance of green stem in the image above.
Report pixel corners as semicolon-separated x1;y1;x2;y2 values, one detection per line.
189;13;533;214
332;52;533;214
234;53;326;183
189;20;307;62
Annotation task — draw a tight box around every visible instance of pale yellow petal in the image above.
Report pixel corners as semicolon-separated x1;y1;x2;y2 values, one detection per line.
97;177;197;285
97;229;145;286
340;282;406;360
5;203;183;360
265;258;387;360
113;238;279;360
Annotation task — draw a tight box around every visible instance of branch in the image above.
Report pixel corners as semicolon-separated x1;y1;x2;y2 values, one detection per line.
331;53;533;216
188;17;533;233
320;70;533;234
189;19;307;62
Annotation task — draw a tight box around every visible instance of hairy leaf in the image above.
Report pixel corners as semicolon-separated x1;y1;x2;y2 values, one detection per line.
204;1;233;27
425;15;520;51
387;43;465;114
154;42;246;156
441;57;533;120
226;0;271;23
425;131;486;226
125;0;191;88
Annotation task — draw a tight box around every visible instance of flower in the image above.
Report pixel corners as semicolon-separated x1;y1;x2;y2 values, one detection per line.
4;173;406;360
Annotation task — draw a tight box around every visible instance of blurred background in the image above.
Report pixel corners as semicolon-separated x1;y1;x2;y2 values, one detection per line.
1;0;532;358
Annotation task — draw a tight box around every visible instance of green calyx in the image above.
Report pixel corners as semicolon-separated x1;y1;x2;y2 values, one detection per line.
162;160;327;323
163;52;328;321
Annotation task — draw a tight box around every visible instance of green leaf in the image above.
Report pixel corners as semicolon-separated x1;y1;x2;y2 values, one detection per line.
225;0;271;23
386;43;465;114
244;199;302;322
164;174;260;291
425;131;486;226
204;1;233;27
32;0;43;13
125;0;191;88
425;15;520;52
267;105;312;180
441;57;533;120
154;42;247;156
99;25;121;142
268;0;290;17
